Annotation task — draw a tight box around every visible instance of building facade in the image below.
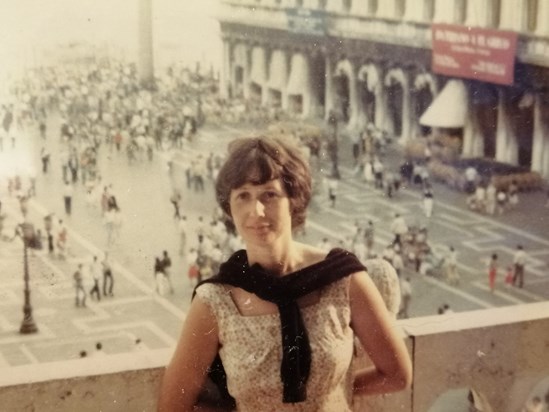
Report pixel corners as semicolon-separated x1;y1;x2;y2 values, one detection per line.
217;0;549;178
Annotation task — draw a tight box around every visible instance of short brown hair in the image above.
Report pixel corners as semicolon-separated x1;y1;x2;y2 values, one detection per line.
215;136;312;230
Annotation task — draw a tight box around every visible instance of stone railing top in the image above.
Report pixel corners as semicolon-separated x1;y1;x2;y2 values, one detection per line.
0;348;172;387
399;301;549;337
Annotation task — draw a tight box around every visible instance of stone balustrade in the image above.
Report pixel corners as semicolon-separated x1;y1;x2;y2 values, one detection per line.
1;301;548;411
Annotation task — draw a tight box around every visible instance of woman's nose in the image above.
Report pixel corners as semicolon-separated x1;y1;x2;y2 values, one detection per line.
251;199;265;216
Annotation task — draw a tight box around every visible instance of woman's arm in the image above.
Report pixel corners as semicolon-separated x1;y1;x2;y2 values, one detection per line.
157;296;220;411
349;271;413;396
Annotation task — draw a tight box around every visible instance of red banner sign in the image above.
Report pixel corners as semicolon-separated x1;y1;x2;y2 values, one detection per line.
431;24;518;85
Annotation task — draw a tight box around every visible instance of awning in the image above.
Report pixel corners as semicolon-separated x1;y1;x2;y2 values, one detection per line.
268;50;288;91
250;47;267;85
419;80;468;128
286;53;310;96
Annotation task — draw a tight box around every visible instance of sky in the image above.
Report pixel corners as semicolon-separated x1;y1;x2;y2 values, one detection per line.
0;0;221;76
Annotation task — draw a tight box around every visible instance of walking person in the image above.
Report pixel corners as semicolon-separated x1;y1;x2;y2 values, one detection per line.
422;188;434;218
89;255;102;301
102;252;114;296
327;177;338;207
488;253;498;293
40;147;50;174
158;136;412;410
74;263;86;307
63;181;73;216
170;192;182;219
390;213;408;247
445;246;460;286
364;220;375;257
154;257;166;296
512;245;527;288
161;250;175;294
399;277;412;319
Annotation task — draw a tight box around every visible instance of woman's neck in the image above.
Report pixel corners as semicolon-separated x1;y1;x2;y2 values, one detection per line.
246;241;303;276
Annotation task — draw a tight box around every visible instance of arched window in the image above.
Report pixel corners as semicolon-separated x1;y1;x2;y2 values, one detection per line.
296;0;304;7
318;0;328;9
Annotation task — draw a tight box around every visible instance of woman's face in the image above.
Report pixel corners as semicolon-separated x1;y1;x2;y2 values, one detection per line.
229;178;292;247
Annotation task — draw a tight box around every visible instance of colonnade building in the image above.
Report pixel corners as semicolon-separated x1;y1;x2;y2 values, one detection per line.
217;0;549;178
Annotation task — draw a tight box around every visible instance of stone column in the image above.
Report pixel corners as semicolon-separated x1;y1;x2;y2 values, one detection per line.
346;60;362;132
324;55;335;121
137;0;154;88
302;53;313;118
462;109;484;157
400;72;412;144
219;39;231;100
374;68;391;135
495;89;517;164
531;94;549;177
243;45;251;100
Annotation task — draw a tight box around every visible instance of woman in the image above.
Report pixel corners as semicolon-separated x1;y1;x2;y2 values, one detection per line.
158;136;412;411
488;253;498;293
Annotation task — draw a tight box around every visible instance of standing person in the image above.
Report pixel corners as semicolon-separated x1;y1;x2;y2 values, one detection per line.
170;191;182;219
373;157;384;189
158;136;412;411
390;213;408;247
327;177;338;207
102;252;114;297
399;277;412;319
74;263;86;307
445;246;460;286
512;245;527;288
154;257;166;296
89;255;102;301
392;249;404;278
485;181;497;215
161;250;174;294
496;189;507;215
40;147;50;174
56;220;68;259
177;215;188;256
504;265;514;289
422;188;434;218
488;253;498;293
63;181;73;216
364;220;375;257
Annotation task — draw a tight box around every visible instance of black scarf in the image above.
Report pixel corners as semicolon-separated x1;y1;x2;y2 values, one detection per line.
193;248;365;406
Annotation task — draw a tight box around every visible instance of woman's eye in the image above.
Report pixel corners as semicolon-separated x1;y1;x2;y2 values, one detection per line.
236;192;249;201
263;191;279;201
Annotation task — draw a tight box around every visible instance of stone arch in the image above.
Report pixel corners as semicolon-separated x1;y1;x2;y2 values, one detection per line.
413;72;437;137
384;67;410;139
357;63;381;128
506;88;535;167
333;59;354;124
